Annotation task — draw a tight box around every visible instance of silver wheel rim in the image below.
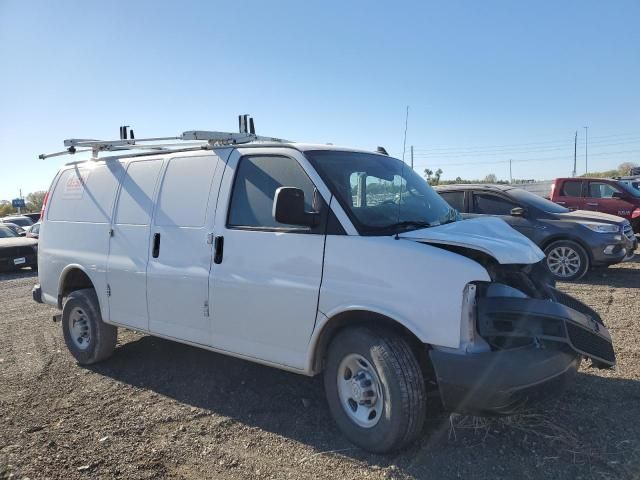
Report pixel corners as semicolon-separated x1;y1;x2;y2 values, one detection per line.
69;307;91;350
336;354;384;428
547;246;581;278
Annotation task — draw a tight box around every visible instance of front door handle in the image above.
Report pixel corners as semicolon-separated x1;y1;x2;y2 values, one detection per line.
152;233;161;258
586;202;599;207
214;236;224;264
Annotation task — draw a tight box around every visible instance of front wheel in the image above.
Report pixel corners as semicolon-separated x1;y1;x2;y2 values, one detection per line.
323;327;426;453
544;240;589;281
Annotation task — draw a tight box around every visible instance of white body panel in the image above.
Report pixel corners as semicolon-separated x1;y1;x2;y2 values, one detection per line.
106;158;164;330
146;153;224;344
208;149;326;369
315;235;490;349
400;216;545;264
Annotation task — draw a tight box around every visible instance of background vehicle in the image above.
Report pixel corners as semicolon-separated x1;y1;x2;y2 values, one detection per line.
32;124;615;453
23;212;41;223
0;224;38;271
2;222;26;236
550;178;640;233
1;215;34;228
436;184;637;281
25;222;40;239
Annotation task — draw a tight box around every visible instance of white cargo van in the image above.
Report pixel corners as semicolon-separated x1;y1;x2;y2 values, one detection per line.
33;122;615;452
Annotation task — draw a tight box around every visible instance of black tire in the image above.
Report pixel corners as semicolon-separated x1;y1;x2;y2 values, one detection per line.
62;288;117;365
544;240;589;281
323;327;426;453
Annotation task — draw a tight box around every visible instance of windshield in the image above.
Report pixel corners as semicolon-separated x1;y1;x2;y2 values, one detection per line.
509;188;570;213
618;181;640;198
0;226;19;238
306;150;458;234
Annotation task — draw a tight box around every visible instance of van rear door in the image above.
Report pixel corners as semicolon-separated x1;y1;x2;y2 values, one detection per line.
146;153;225;345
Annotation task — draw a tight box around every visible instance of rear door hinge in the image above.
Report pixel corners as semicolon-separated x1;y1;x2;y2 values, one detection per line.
108;228;114;237
207;232;214;245
106;284;111;297
203;300;209;317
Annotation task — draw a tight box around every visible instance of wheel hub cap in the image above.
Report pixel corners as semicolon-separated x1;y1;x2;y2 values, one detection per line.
547;246;581;278
337;354;384;428
69;307;91;350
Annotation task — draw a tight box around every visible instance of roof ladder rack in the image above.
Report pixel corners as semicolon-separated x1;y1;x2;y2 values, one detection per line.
38;115;291;161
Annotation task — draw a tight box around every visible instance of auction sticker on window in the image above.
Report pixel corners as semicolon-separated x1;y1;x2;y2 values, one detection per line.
62;169;90;200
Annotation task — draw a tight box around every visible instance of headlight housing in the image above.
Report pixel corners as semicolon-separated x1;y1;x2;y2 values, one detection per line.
579;222;620;233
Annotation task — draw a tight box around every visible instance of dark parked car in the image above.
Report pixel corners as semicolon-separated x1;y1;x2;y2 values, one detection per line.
23;212;41;223
1;215;34;228
2;222;26;236
0;225;38;271
435;184;637;281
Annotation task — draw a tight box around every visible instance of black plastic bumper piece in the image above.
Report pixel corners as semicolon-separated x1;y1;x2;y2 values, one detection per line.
429;346;580;415
477;292;615;367
32;284;43;304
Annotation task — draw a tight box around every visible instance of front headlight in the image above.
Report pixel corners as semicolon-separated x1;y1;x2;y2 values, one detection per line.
579;222;620;233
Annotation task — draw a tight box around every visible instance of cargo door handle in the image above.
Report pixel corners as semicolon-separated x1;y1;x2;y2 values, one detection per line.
152;233;161;258
214;236;224;264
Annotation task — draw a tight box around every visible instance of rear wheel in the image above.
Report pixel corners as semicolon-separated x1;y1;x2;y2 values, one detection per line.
544;240;589;281
323;327;426;453
62;288;117;365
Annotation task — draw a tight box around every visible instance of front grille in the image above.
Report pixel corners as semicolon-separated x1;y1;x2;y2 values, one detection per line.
623;222;635;242
566;322;615;364
0;246;34;259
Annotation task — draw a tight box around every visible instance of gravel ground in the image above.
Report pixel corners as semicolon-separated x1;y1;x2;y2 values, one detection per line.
1;257;639;480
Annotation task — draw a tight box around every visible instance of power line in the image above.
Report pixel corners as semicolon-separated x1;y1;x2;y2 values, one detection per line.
408;138;640;157
409;148;640;168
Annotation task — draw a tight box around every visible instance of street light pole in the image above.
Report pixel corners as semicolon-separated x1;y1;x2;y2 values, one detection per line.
583;126;589;174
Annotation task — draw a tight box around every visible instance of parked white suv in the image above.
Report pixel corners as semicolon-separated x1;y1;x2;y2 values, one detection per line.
33;128;615;452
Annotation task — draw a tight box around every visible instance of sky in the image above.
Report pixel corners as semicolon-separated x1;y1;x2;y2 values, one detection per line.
1;0;639;199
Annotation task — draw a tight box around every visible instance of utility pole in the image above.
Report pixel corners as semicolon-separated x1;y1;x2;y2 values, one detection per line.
509;159;513;184
410;145;414;170
583;126;589;174
18;189;22;215
572;131;577;177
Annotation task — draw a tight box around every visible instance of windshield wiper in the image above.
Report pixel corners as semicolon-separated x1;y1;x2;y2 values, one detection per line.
388;220;433;233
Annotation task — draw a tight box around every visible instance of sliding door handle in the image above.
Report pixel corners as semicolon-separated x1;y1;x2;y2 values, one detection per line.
214;236;224;264
152;233;161;258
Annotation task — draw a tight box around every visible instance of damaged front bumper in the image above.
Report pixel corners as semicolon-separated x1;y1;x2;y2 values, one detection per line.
429;288;615;415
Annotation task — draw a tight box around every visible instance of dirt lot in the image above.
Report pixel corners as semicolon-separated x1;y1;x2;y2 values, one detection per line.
1;258;640;480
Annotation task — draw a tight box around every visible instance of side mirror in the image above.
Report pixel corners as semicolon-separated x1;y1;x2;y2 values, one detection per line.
611;191;624;199
273;187;319;227
510;207;526;217
19;232;26;237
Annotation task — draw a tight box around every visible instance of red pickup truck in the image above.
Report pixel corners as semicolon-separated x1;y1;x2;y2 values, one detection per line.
550;178;640;233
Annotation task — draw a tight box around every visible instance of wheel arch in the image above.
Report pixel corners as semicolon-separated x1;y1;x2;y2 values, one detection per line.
540;235;593;263
57;264;96;308
308;309;430;376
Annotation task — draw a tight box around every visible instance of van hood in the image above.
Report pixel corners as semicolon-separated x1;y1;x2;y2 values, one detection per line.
399;217;544;265
558;209;626;224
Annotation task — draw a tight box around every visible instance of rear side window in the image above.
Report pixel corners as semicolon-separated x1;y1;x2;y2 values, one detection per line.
115;160;163;226
48;165;121;223
439;191;465;211
588;182;621;199
560;181;582;197
228;155;315;229
155;156;217;228
473;193;518;216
